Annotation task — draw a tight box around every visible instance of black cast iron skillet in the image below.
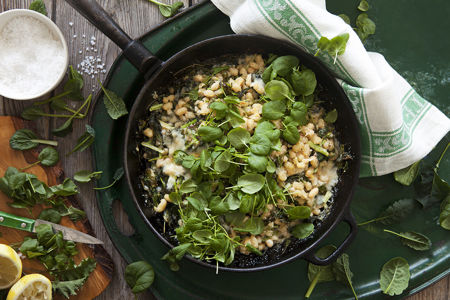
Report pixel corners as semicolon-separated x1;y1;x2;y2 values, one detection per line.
66;0;360;272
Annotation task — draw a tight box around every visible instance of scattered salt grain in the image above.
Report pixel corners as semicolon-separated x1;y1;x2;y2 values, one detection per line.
69;21;73;27
0;16;66;98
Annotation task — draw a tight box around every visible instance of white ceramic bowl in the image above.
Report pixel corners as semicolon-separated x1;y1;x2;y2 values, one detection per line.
0;9;69;100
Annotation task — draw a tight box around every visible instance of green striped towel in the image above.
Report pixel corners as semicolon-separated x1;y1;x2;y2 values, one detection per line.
211;0;450;177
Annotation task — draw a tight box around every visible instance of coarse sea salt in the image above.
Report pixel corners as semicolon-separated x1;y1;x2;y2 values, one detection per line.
0;16;65;98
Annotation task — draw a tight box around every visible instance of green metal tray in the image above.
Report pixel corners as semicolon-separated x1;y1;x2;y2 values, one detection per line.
91;1;449;299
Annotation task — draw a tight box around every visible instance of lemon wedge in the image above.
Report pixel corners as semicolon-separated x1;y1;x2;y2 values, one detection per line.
0;244;22;289
7;274;52;300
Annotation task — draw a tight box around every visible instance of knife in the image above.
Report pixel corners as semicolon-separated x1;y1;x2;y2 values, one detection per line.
0;211;103;245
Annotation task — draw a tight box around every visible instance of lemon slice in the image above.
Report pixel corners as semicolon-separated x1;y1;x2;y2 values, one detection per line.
0;244;22;289
7;274;52;300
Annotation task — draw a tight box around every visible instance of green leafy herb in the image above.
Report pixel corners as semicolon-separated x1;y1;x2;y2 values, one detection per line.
315;33;350;63
358;0;369;11
0;167;81;213
52;95;92;137
355;13;376;43
249;134;272;155
234;217;265;235
19;224;96;298
358;198;417;226
282;123;300;145
38;208;62;224
383;229;431;251
271;55;299;76
264;80;291;102
227;127;250;149
198;126;223;142
73;170;103;183
99;81;128;120
29;0;47;15
248;153;268;173
52;258;97;298
245;243;263;256
285;206;311;219
291;223;314;239
290;68;317;96
305;245;337;298
394;160;421;186
67;124;95;156
379;257;410;296
94;167;124;190
324;109;338;123
148;0;184;18
332;253;358;300
21;146;59;170
237;174;265;194
125;261;155;295
9;129;57;150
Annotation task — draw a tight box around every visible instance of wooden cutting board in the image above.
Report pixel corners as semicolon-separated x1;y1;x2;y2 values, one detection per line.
0;117;113;299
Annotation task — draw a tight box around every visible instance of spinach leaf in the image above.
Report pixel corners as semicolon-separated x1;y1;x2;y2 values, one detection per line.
291;223;314;239
73;170;103;183
67;124;95;156
94;167;124;191
316;33;350;63
198;126;223;142
290;102;308;125
262;100;286;120
214;151;231;173
332;253;358;300
180;179;197;194
210;101;228;119
10;129;57;150
233;217;264;235
237;174;265;194
283;123;300;145
99;81;128;120
324;109;338;123
255;121;280;141
38;147;59;166
245;244;263;256
286;206;311;220
355;13;376;43
305;245;337;298
379;257;410;296
271;55;299;76
383;230;431;251
394;160;421;186
249;134;272;155
148;0;184;18
125;261;154;294
29;0;47;15
50;178;79;196
38;208;62;224
264;80;291;101
248;153;268;173
227;127;250;149
358;0;369;11
290;68;316;96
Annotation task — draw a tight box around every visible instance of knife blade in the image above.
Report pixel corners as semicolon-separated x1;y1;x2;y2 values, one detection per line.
0;210;103;245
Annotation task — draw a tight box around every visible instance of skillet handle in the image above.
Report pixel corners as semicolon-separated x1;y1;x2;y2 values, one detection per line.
65;0;160;74
304;210;358;265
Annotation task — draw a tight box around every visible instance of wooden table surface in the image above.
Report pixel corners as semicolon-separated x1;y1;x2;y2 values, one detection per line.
0;1;448;299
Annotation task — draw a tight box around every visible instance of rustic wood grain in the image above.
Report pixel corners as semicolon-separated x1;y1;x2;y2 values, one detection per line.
0;0;448;299
0;116;113;299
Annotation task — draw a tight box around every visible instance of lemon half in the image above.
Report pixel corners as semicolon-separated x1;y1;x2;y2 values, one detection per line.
0;244;22;289
7;274;52;300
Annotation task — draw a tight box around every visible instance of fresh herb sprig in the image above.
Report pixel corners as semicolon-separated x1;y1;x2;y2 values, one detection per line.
10;129;58;150
29;0;47;15
67;124;95;156
18;224;96;298
379;257;410;296
94;167;124;190
125;261;155;299
315;33;350;63
0;167;80;215
147;0;184;18
20;146;59;170
99;81;128;120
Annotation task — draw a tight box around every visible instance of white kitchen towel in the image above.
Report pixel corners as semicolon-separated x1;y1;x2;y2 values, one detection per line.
211;0;450;177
